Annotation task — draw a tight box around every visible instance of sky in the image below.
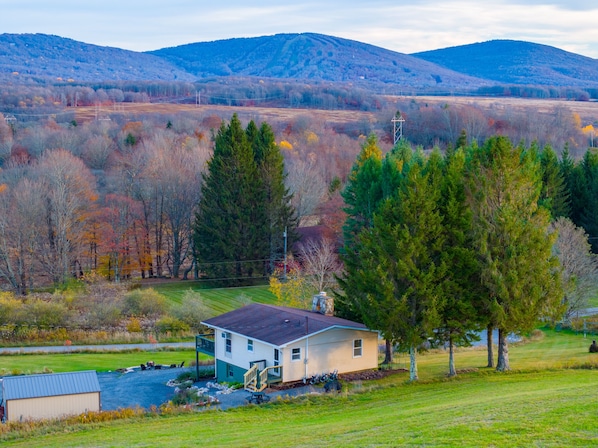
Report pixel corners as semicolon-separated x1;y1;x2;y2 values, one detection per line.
1;0;598;58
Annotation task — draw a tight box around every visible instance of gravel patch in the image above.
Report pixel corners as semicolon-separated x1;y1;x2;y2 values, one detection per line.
98;367;321;411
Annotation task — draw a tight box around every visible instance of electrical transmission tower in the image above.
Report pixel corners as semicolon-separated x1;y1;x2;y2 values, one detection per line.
391;112;405;145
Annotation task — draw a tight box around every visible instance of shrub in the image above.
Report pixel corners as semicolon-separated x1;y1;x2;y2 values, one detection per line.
126;317;142;333
123;288;167;317
155;316;190;335
170;290;211;332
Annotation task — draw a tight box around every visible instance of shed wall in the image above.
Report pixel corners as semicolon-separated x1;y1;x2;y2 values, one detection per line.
6;392;100;422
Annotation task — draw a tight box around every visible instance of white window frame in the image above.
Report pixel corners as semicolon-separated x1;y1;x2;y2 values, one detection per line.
247;339;254;352
291;347;301;361
225;332;232;357
353;339;363;358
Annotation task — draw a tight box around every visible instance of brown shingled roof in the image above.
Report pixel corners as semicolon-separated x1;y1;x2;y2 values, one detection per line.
202;303;369;347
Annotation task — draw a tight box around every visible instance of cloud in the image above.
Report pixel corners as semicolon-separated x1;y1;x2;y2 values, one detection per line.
0;1;597;57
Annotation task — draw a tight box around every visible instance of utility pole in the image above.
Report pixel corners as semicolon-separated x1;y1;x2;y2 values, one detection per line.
283;226;288;281
392;111;405;145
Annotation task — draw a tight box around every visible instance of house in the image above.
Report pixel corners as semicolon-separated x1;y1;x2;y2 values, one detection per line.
1;370;101;422
199;293;379;387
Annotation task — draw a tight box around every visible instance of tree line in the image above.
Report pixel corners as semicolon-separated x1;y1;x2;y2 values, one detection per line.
336;134;598;379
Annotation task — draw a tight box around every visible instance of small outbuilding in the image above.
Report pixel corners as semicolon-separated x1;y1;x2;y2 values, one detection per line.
1;370;101;422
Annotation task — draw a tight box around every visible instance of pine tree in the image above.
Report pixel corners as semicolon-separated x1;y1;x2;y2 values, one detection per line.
466;136;563;371
539;144;570;219
341;134;384;250
248;121;296;273
362;160;445;381
193;114;267;284
436;148;480;376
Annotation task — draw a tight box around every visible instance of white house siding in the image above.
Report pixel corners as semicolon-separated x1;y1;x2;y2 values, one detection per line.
214;330;277;381
6;392;100;422
283;328;378;382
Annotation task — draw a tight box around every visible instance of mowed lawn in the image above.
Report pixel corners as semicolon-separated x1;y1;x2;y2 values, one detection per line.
148;282;277;315
3;370;596;447
2;328;597;447
0;349;203;375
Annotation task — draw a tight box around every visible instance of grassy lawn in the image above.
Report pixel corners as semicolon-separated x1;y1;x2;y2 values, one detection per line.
0;349;204;375
149;282;277;315
3;369;596;447
1;328;597;446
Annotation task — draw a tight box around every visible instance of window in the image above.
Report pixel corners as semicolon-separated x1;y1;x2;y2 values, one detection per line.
226;363;234;378
225;332;232;356
291;347;301;361
353;339;363;357
247;339;254;352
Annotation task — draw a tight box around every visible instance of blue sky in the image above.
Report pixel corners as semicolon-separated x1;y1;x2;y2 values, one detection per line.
1;1;597;58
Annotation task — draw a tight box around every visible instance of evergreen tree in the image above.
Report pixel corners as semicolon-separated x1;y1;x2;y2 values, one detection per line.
466;136;563;371
578;150;598;253
193;114;267;284
539;144;570;219
336;134;387;357
341;134;384;249
361;160;445;381
248;121;296;273
436;148;480;376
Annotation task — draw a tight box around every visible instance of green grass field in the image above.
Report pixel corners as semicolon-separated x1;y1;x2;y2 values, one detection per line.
149;282;277;315
3;369;596;447
0;349;203;375
1;327;597;447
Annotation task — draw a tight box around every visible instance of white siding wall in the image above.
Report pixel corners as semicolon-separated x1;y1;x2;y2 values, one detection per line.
6;393;100;422
215;330;274;370
282;328;378;382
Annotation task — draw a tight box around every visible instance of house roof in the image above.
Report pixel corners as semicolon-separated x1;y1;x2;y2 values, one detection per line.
1;370;100;401
202;303;371;347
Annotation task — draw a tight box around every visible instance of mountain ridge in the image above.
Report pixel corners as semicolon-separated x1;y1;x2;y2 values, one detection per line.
1;32;597;89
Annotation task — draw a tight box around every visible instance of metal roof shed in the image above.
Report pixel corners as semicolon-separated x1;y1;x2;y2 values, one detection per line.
1;370;101;422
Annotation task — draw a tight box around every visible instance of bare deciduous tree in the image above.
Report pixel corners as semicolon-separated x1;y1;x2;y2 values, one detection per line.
286;154;327;225
550;217;598;319
297;237;342;294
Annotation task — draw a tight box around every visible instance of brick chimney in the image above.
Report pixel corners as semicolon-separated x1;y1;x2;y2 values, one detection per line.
311;291;334;316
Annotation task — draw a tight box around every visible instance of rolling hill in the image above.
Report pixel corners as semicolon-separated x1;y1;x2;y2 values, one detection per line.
0;33;597;89
413;40;598;87
148;33;487;90
0;33;195;82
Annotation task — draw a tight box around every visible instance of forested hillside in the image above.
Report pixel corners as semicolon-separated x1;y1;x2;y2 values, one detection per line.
413;40;598;88
2;33;598;95
0;92;595;296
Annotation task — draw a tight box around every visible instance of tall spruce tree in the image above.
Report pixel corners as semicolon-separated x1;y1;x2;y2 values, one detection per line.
466;136;563;371
360;160;445;381
248;121;296;273
436;148;480;376
539;144;570;219
336;134;387;356
193;115;268;284
578;150;598;253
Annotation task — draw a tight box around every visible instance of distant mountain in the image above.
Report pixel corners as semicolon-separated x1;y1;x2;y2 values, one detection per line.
1;33;597;90
413;40;598;87
0;33;194;82
148;33;487;90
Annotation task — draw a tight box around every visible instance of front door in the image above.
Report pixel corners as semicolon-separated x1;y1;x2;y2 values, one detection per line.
273;348;281;376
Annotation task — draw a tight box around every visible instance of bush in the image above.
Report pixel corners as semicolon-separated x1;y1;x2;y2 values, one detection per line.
155;316;189;335
126;317;142;333
170;290;211;332
123;288;167;317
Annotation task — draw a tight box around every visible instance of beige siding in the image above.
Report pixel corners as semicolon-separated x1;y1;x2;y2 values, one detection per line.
6;392;100;422
283;328;378;382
